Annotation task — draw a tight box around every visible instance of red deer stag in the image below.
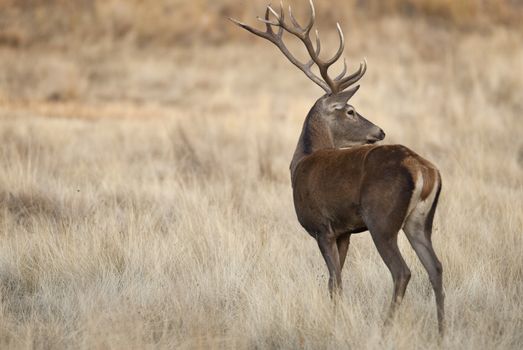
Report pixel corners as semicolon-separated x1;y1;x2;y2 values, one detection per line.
230;0;444;334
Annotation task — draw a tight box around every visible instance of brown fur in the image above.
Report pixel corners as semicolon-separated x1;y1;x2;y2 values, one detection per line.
292;144;439;237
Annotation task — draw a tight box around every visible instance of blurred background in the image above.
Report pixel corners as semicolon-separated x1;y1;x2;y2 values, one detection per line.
1;0;523;47
1;0;522;107
0;1;522;349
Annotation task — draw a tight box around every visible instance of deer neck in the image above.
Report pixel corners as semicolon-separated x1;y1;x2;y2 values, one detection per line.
290;110;334;180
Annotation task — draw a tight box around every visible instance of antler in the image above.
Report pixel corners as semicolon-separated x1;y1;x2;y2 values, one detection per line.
229;0;366;95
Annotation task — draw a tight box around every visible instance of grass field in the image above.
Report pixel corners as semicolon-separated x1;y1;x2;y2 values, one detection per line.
0;1;522;349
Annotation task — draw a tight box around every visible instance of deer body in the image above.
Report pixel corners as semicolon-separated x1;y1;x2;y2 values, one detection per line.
292;141;443;300
291;138;441;239
231;0;445;334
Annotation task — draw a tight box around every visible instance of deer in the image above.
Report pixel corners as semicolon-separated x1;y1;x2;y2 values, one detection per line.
230;0;445;334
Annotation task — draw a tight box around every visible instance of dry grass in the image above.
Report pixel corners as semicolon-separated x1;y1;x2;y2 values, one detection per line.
0;3;523;349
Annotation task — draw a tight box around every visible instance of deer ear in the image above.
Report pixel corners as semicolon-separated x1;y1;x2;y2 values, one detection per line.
327;85;360;109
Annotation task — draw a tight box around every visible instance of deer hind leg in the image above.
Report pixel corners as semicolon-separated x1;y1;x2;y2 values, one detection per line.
361;177;413;323
369;231;411;322
403;185;445;335
317;233;342;296
337;233;351;272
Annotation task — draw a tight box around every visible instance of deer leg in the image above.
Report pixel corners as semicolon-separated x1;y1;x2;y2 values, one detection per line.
317;234;342;296
404;223;445;335
370;232;411;322
337;233;351;271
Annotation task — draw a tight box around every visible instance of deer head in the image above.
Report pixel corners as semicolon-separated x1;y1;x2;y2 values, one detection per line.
230;0;385;151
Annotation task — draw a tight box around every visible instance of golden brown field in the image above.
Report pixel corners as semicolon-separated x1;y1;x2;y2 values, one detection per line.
0;1;522;349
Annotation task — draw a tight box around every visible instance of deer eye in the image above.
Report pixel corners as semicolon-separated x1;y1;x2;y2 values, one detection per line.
346;109;355;117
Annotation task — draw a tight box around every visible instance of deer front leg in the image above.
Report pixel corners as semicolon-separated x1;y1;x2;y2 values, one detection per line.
317;234;342;296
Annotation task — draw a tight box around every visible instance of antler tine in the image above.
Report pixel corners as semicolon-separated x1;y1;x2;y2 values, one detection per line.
279;1;284;13
338;59;367;91
286;1;314;37
305;30;321;68
325;23;345;66
314;29;321;56
334;58;347;81
257;4;280;26
304;0;315;33
278;1;285;35
256;2;285;38
228;17;269;40
267;5;280;21
256;5;284;37
288;5;303;32
264;7;274;34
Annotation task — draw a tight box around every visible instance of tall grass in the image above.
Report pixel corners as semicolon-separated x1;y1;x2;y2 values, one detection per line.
0;2;522;349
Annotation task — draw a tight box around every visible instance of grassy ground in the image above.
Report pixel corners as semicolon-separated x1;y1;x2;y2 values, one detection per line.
0;2;522;349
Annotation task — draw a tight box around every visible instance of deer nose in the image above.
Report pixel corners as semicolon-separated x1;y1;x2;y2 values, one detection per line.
366;128;386;144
